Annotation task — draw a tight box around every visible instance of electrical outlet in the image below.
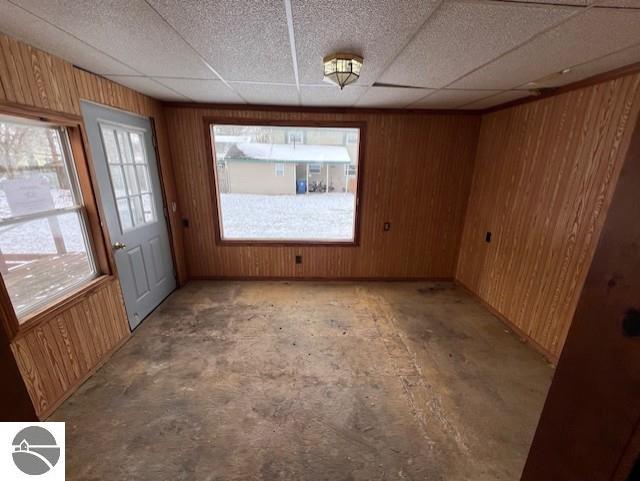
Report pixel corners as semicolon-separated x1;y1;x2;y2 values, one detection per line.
384;222;391;231
295;255;302;264
485;231;492;243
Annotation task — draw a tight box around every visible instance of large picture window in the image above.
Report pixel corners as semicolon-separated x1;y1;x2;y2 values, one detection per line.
211;123;361;243
0;116;97;320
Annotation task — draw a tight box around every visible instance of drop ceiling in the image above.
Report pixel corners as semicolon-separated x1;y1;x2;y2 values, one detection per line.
0;0;639;110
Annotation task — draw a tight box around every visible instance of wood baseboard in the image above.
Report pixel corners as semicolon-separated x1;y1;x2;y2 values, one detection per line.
189;275;455;282
454;279;558;365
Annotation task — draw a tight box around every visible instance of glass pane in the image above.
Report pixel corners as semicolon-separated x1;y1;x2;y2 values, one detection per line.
116;198;133;230
101;127;120;164
117;130;133;164
130;195;144;225
136;165;150;193
109;165;127;198
212;124;359;242
130;132;145;163
0;211;96;319
0;121;77;219
123;165;139;195
141;193;155;222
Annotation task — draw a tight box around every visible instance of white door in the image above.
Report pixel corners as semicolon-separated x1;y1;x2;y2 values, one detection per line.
81;102;175;330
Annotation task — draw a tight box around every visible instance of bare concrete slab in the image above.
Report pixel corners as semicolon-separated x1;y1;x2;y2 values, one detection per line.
51;281;553;481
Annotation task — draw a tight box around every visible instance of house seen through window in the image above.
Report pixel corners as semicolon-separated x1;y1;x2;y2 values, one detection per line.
211;124;360;242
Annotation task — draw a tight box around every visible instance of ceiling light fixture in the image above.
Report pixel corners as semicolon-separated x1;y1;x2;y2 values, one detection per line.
323;53;363;89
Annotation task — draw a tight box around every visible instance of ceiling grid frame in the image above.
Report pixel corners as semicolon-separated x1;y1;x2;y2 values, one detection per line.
0;0;638;108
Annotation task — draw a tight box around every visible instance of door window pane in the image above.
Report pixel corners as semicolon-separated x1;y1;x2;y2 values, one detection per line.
141;194;154;222
130;195;144;225
211;125;360;242
109;165;127;197
102;128;120;164
136;165;150;193
130;132;145;163
0;118;97;320
100;123;157;231
117;198;133;230
124;164;139;195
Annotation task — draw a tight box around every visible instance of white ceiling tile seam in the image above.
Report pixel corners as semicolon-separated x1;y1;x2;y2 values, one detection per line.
355;0;447;108
404;4;592;108
142;0;248;104
6;0;142;77
283;0;302;106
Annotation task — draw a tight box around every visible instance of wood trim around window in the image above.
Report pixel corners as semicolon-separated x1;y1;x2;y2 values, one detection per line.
203;117;366;247
0;102;115;340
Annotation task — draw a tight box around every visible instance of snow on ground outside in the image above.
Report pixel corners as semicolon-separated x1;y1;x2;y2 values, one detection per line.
220;193;356;240
0;191;357;254
0;188;87;254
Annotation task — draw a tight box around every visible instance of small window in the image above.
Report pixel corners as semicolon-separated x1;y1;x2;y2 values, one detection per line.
99;123;156;231
211;124;361;243
347;165;356;176
287;131;303;144
308;163;322;174
0;116;97;319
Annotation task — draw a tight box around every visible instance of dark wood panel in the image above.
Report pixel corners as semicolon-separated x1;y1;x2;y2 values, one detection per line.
521;106;640;481
164;107;480;279
457;73;640;359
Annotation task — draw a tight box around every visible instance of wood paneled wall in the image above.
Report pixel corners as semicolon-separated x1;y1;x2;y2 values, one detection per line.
11;279;129;418
164;106;480;279
0;32;184;418
0;32;186;284
0;33;80;115
456;73;640;360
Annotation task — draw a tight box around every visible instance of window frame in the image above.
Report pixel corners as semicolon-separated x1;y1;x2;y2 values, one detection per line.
0;106;114;340
204;117;366;247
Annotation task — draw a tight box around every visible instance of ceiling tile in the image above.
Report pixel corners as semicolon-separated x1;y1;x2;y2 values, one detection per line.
378;0;578;89
229;83;299;106
155;78;244;103
529;43;640;88
411;89;502;109
452;8;640;90
300;85;365;107
0;0;136;75
464;90;534;110
292;0;440;86
355;86;434;108
12;0;215;78
104;76;189;101
147;0;294;84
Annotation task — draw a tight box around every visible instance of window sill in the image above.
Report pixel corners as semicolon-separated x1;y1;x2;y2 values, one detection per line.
216;239;359;247
12;275;117;341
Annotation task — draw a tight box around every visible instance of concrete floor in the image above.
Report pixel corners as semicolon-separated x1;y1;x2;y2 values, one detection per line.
51;281;553;481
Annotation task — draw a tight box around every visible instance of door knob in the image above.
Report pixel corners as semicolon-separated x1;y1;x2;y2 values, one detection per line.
112;242;127;250
622;308;640;338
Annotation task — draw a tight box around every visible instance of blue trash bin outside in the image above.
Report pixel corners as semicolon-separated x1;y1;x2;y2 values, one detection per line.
297;180;307;194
